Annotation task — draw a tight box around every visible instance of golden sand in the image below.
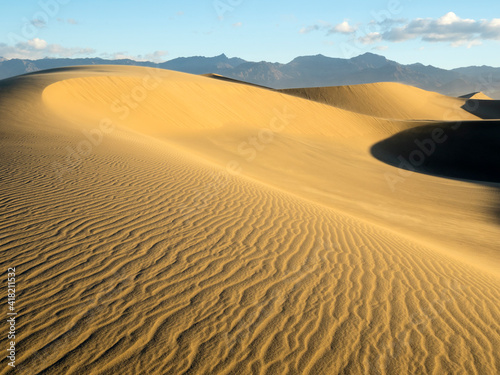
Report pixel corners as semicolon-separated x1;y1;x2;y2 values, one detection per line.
0;66;498;374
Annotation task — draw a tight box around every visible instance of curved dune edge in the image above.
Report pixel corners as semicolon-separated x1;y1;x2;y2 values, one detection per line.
201;73;273;90
371;121;500;183
461;99;500;120
279;82;481;121
41;72;412;140
460;92;493;100
0;66;499;374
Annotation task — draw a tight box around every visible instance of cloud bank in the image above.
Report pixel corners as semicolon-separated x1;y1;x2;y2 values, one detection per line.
0;38;168;62
301;12;500;48
0;38;95;59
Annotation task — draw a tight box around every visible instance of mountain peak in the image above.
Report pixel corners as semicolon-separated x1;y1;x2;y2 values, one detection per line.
358;52;382;57
288;54;337;64
350;52;391;69
352;52;387;62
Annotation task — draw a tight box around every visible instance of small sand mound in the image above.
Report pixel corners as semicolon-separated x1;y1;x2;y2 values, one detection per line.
459;91;493;100
280;82;479;121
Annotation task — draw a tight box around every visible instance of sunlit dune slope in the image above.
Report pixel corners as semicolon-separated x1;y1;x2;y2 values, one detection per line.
460;91;493;100
280;82;480;120
42;68;409;139
0;66;499;375
41;67;499;268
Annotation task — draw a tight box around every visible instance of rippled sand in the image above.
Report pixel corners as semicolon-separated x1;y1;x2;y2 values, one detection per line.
0;66;498;374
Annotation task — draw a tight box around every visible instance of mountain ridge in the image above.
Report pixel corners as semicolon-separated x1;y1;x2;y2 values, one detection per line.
1;52;499;98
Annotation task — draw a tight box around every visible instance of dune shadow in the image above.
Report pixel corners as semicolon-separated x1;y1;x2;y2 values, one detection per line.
202;73;274;90
371;120;500;222
20;66;125;76
462;99;500;119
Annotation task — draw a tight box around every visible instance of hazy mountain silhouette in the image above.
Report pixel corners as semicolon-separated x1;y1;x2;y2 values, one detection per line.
1;53;499;98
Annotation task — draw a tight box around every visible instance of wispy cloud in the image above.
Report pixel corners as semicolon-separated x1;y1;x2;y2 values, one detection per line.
372;12;500;46
143;50;169;62
233;22;243;28
31;18;47;28
301;13;500;48
100;50;168;63
299;24;321;34
359;32;382;45
0;38;169;62
300;20;357;35
57;18;79;25
0;38;95;59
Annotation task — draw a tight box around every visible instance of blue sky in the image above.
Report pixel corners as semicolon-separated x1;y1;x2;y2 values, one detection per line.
1;0;499;68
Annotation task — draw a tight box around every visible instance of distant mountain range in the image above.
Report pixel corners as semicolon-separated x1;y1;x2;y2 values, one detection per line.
1;53;499;98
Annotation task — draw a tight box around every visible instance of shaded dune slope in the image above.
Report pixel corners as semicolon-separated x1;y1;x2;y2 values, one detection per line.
461;99;500;119
202;73;273;90
0;66;499;375
371;121;500;183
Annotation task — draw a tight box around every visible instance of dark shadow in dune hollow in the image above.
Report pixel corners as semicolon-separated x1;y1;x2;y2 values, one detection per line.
462;99;500;120
371;120;500;223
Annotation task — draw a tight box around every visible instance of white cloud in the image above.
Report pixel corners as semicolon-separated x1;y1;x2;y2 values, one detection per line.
359;32;382;45
233;22;243;28
143;50;169;62
299;13;500;49
27;38;48;50
382;12;500;45
0;39;168;62
300;25;318;34
301;20;357;35
451;39;483;48
46;45;95;57
100;50;169;63
100;52;133;60
333;21;357;34
0;39;95;59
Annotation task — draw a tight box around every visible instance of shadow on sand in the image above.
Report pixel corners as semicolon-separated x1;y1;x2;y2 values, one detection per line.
371;120;500;222
462;99;500;120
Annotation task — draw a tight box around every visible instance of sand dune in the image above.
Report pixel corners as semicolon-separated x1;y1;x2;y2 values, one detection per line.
461;99;500;120
459;92;493;100
202;73;272;90
0;66;499;374
280;82;481;121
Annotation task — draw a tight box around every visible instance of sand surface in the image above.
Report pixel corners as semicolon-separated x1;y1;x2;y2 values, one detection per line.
280;82;481;121
459;92;493;100
0;66;499;374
